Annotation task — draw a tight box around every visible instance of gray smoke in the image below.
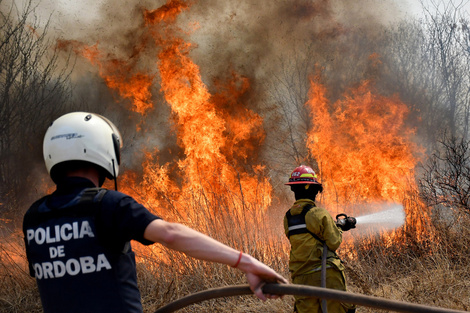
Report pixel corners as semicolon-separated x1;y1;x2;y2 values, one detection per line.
11;0;412;178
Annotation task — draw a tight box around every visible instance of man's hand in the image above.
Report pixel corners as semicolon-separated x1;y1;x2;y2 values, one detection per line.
236;253;288;301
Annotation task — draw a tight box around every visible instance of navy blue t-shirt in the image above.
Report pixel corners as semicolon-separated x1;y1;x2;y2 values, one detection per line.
23;177;160;313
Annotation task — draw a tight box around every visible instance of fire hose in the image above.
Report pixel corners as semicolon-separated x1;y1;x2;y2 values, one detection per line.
155;214;464;313
154;283;467;313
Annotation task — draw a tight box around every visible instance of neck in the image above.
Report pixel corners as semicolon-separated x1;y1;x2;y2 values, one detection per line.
294;191;317;201
65;168;100;187
295;195;316;201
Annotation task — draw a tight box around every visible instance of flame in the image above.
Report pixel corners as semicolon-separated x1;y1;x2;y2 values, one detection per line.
57;0;434;255
78;0;272;227
38;0;447;272
98;0;272;262
143;0;190;24
305;70;429;240
138;1;271;217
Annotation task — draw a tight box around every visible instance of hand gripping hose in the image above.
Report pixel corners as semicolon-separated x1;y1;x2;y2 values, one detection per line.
154;283;468;313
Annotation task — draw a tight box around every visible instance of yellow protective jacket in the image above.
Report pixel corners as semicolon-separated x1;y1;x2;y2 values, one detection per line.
284;199;344;278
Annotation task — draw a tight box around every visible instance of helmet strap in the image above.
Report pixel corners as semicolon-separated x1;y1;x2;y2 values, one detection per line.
112;159;118;191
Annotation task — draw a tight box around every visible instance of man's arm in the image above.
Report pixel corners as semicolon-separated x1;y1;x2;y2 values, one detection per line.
143;219;287;300
306;209;342;251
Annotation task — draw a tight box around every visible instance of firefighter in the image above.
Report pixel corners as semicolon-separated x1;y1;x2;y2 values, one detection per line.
23;112;287;313
284;165;356;313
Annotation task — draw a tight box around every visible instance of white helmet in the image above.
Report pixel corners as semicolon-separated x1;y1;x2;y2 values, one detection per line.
43;112;122;181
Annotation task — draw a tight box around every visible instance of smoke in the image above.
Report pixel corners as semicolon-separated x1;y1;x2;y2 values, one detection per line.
11;0;414;185
36;0;409;82
177;0;405;82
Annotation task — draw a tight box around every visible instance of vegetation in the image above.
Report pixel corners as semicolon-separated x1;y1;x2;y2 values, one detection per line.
0;0;72;223
2;174;470;312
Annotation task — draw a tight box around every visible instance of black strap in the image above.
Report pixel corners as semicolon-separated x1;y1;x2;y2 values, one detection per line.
79;187;107;203
25;188;107;226
286;204;325;243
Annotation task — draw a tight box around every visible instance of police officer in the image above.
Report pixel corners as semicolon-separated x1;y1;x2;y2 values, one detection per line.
284;165;355;313
23;112;287;313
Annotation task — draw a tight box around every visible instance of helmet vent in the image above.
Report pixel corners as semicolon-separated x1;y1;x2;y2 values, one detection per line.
85;114;92;121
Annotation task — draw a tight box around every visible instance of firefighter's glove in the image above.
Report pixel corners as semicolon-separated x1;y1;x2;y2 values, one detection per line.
336;214;357;231
343;216;356;231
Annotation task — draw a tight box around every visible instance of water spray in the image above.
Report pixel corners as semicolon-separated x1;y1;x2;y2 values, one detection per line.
334;202;405;236
355;204;405;225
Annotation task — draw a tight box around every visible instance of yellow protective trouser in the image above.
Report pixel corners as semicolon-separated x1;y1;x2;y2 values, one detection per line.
292;268;356;313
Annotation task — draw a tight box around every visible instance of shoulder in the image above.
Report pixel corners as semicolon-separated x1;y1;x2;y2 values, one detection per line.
24;195;48;214
95;189;161;243
308;205;328;214
102;189;161;218
305;205;332;221
23;195;49;228
100;189;132;203
98;189;155;215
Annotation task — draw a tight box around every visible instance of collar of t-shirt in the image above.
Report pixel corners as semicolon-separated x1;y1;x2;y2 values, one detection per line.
46;177;96;209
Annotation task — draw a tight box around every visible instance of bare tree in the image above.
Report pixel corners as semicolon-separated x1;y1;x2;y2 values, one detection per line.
377;20;445;145
0;0;71;222
263;44;315;169
419;133;470;219
363;1;470;151
421;1;470;139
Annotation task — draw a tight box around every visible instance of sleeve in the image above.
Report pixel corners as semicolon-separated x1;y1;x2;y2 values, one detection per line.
23;197;48;277
100;191;161;245
283;214;289;237
305;208;343;251
22;227;35;277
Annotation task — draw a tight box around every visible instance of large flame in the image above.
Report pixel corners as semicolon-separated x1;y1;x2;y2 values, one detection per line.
138;1;271;217
305;70;429;240
58;0;272;222
52;0;274;263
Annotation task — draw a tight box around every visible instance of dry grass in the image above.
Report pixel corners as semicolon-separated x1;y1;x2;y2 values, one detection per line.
0;229;42;313
343;214;470;313
1;189;470;313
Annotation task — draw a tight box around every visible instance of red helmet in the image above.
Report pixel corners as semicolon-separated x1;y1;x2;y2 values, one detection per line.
285;165;321;185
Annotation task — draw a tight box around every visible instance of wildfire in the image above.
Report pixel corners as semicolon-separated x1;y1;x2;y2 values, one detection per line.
305;71;429;241
136;1;271;218
62;0;273;264
59;0;431;252
57;0;272;227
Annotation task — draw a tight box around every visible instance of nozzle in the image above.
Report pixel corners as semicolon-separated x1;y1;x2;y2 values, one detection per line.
336;213;357;231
